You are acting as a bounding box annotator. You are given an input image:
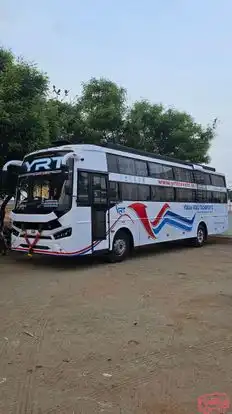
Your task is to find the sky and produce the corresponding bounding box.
[1,0,232,183]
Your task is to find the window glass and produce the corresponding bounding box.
[195,171,214,185]
[92,175,107,204]
[176,188,196,202]
[194,171,205,184]
[107,154,118,173]
[204,173,211,185]
[205,191,213,203]
[211,174,225,187]
[162,165,174,180]
[109,181,120,203]
[149,163,165,178]
[118,157,136,175]
[223,192,228,203]
[212,191,227,203]
[196,190,212,203]
[151,186,175,202]
[135,160,148,176]
[138,185,150,201]
[77,172,89,204]
[120,183,138,200]
[174,167,194,183]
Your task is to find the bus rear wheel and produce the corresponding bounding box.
[108,230,131,262]
[193,224,207,247]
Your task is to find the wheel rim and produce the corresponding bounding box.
[114,238,127,256]
[197,228,204,244]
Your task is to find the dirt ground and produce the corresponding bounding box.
[1,239,232,414]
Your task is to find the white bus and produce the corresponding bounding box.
[2,143,228,261]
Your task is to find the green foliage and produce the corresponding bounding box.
[0,48,50,167]
[80,77,127,144]
[123,101,216,163]
[0,47,216,170]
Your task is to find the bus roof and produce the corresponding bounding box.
[26,142,219,174]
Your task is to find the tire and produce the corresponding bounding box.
[193,224,207,247]
[108,230,131,263]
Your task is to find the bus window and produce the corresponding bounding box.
[92,175,107,204]
[118,157,136,175]
[120,183,138,200]
[162,165,174,180]
[137,185,150,201]
[196,190,212,203]
[173,167,194,183]
[149,163,174,180]
[135,160,148,177]
[107,154,118,173]
[176,188,196,202]
[149,163,165,179]
[77,171,89,204]
[151,186,175,202]
[211,174,226,187]
[109,182,120,203]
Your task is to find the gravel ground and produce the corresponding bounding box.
[0,238,232,413]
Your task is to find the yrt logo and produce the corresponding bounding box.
[24,156,63,173]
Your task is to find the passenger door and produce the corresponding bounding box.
[90,173,109,252]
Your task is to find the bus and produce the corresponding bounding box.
[1,142,228,261]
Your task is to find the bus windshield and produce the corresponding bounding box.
[14,170,73,214]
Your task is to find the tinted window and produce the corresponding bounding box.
[77,171,89,204]
[212,191,227,203]
[107,154,118,173]
[204,173,211,185]
[135,160,148,176]
[162,165,174,180]
[196,190,212,203]
[194,171,212,185]
[92,175,107,204]
[149,163,163,178]
[211,174,225,187]
[109,181,120,203]
[173,167,194,183]
[118,157,136,175]
[120,183,138,200]
[149,163,173,179]
[176,188,196,202]
[194,171,205,184]
[138,185,150,201]
[151,186,175,202]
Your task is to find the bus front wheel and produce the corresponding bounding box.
[193,224,207,247]
[108,230,131,262]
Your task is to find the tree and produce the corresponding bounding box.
[0,48,216,167]
[0,48,50,167]
[123,100,216,163]
[79,78,127,144]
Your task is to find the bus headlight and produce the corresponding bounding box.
[54,227,72,240]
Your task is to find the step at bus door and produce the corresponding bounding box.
[91,173,109,253]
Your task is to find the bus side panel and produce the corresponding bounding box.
[144,202,198,245]
[70,206,92,255]
[108,203,140,250]
[205,204,228,235]
[127,201,228,247]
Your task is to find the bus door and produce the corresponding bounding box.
[90,173,109,252]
